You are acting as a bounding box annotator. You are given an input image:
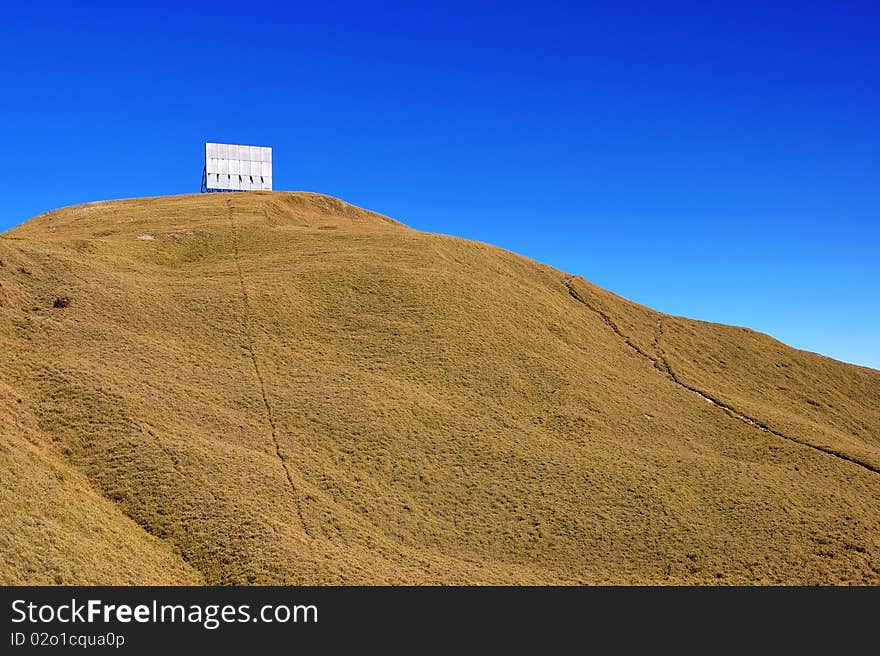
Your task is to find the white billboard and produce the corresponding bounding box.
[203,142,272,192]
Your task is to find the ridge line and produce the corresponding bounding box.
[562,276,879,476]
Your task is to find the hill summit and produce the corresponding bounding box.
[1,192,878,584]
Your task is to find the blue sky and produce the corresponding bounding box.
[1,1,878,369]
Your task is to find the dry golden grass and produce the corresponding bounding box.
[1,192,877,584]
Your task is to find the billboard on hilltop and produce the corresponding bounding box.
[202,142,272,192]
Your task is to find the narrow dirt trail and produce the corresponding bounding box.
[227,199,313,536]
[563,276,879,476]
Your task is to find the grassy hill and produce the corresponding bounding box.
[1,192,877,585]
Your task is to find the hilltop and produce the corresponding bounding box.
[1,192,878,584]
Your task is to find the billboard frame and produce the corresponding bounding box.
[200,142,272,193]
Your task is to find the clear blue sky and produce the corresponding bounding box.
[2,2,878,369]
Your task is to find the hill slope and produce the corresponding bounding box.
[1,192,878,584]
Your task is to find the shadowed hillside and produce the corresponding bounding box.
[1,192,878,584]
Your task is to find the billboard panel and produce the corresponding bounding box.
[204,142,272,192]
